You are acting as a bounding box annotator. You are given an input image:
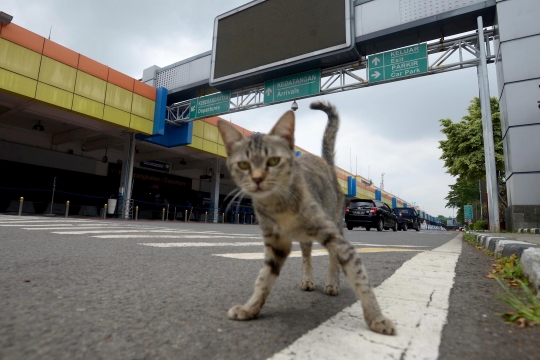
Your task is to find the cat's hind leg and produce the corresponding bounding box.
[300,241,314,291]
[324,252,340,296]
[313,220,396,335]
[228,236,291,320]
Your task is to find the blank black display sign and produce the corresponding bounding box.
[212,0,348,81]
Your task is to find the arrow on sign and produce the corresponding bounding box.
[191,106,196,112]
[372,57,381,66]
[371,71,381,79]
[265,88,272,96]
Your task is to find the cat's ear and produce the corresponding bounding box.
[217,120,245,155]
[270,110,295,149]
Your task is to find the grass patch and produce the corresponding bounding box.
[497,278,540,327]
[463,233,539,326]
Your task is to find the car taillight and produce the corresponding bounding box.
[345,207,349,214]
[370,207,377,214]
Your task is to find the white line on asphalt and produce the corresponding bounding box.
[349,242,428,248]
[93,234,263,239]
[214,247,425,260]
[53,230,263,235]
[139,242,264,247]
[0,220,93,224]
[267,235,462,360]
[23,227,155,230]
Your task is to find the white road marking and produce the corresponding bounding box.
[0,220,93,225]
[53,230,262,235]
[350,242,428,248]
[139,242,264,247]
[214,248,424,260]
[24,226,155,230]
[92,234,263,239]
[267,235,462,360]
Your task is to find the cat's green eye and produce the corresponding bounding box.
[237,161,251,170]
[267,157,280,167]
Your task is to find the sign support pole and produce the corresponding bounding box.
[477,16,499,232]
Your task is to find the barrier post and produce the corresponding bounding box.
[135,206,139,221]
[251,215,253,225]
[205,211,208,223]
[236,214,239,224]
[185,210,188,223]
[222,213,225,224]
[18,197,24,216]
[103,204,107,219]
[243,213,246,224]
[65,201,70,218]
[174,207,176,221]
[162,208,165,221]
[166,204,170,221]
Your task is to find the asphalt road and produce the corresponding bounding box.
[0,215,538,359]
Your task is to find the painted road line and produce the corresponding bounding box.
[349,243,428,248]
[0,219,92,222]
[93,234,263,239]
[24,226,156,230]
[140,242,264,247]
[214,248,424,260]
[267,235,462,360]
[53,230,262,235]
[12,224,141,227]
[0,220,93,225]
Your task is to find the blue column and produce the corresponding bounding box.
[375,189,381,201]
[347,176,357,197]
[392,198,397,208]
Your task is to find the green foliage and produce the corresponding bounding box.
[497,279,540,326]
[473,220,488,230]
[439,97,504,183]
[445,178,479,223]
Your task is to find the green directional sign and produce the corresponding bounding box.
[263,69,320,105]
[189,91,231,120]
[464,204,473,221]
[368,43,428,83]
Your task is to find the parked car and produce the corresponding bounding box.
[345,199,398,232]
[392,207,421,231]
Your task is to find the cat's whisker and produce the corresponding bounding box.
[225,189,245,215]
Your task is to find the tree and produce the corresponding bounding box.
[439,97,506,221]
[444,177,479,224]
[439,97,504,182]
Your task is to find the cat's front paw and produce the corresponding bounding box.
[300,281,315,291]
[323,285,339,296]
[228,305,258,321]
[368,315,396,335]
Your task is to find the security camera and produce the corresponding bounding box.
[81,144,86,151]
[291,100,298,111]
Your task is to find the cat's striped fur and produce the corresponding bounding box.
[217,101,395,335]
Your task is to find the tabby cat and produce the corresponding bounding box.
[217,101,395,335]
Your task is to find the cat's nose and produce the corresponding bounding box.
[252,176,264,184]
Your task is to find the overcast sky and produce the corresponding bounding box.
[3,0,499,218]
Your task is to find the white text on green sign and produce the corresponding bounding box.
[189,91,231,120]
[263,69,320,104]
[368,43,428,83]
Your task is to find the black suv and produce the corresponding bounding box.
[345,199,397,231]
[392,207,421,231]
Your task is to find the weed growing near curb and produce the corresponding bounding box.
[497,278,540,327]
[463,233,539,327]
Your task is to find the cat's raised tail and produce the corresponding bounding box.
[310,101,340,168]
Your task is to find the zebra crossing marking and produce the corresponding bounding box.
[140,242,264,247]
[92,234,263,239]
[213,247,424,260]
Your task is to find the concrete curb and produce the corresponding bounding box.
[467,232,540,299]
